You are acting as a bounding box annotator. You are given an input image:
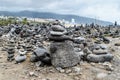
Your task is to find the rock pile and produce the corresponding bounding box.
[6,40,15,61]
[0,20,119,69]
[15,49,27,63]
[87,44,113,62]
[48,25,72,41]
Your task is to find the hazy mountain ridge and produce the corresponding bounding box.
[0,11,113,26]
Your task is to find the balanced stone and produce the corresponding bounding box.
[18,49,27,55]
[73,37,86,44]
[51,25,66,32]
[25,44,33,51]
[93,49,108,55]
[100,44,108,50]
[48,25,69,41]
[48,35,73,42]
[8,54,14,58]
[6,40,15,62]
[7,48,15,54]
[50,31,65,36]
[87,53,113,63]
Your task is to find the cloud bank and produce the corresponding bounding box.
[0,0,120,23]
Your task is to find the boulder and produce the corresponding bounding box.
[50,41,80,68]
[30,47,51,65]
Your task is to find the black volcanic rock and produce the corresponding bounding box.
[50,41,80,68]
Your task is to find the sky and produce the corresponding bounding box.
[0,0,120,23]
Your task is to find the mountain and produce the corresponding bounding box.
[0,11,113,26]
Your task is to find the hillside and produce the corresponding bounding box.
[0,11,113,26]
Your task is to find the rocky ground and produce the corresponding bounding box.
[0,37,120,80]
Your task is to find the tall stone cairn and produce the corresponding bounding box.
[49,25,80,68]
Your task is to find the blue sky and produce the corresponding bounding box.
[0,0,120,23]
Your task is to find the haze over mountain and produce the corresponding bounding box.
[0,11,113,26]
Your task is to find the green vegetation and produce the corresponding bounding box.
[0,17,17,26]
[0,17,29,26]
[22,18,28,24]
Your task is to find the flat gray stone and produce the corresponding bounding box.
[48,35,73,41]
[51,25,65,32]
[50,31,65,36]
[87,53,113,63]
[93,49,108,55]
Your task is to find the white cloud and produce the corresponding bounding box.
[0,0,120,23]
[80,1,120,23]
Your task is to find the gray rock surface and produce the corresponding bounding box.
[50,41,80,68]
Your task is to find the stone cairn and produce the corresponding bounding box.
[87,44,113,63]
[15,48,27,63]
[6,40,15,61]
[0,38,3,47]
[49,25,80,68]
